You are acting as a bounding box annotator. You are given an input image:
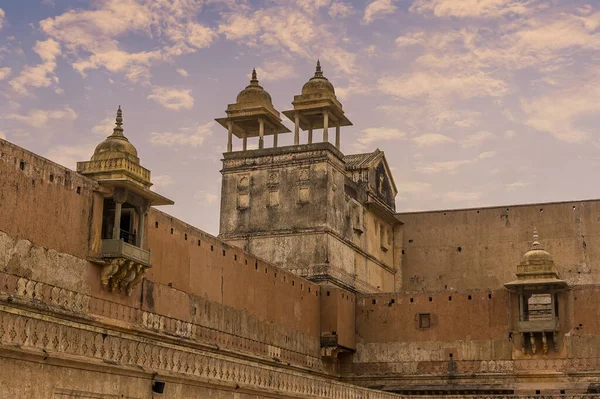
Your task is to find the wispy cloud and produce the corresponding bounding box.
[363,0,397,23]
[147,86,194,111]
[461,131,496,148]
[150,121,214,147]
[354,127,406,151]
[415,151,496,174]
[10,39,61,94]
[412,133,455,147]
[5,106,77,128]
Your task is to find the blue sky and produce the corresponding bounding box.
[1,0,600,234]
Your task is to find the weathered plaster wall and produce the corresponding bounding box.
[0,139,322,363]
[397,201,600,292]
[0,139,96,260]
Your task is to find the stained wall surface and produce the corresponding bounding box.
[397,201,600,292]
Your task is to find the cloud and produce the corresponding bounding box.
[218,5,357,75]
[91,115,116,136]
[0,8,4,30]
[329,1,355,18]
[147,86,194,110]
[506,181,529,191]
[10,39,61,94]
[444,190,483,202]
[397,181,432,194]
[39,0,215,83]
[521,80,600,143]
[410,0,533,18]
[412,133,455,147]
[44,142,96,169]
[461,131,496,148]
[194,190,218,204]
[363,0,397,23]
[354,127,406,151]
[5,106,77,128]
[378,70,508,100]
[415,151,495,174]
[0,67,10,80]
[176,68,189,77]
[150,121,214,147]
[256,60,297,82]
[152,175,174,188]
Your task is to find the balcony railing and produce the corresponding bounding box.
[518,318,560,332]
[101,239,151,267]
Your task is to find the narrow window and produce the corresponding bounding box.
[419,313,431,329]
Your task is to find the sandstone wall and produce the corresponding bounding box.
[396,201,600,292]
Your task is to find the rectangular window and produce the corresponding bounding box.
[419,313,431,329]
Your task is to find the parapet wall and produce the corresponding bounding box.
[0,138,321,364]
[397,201,600,292]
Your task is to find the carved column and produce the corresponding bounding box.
[112,189,127,240]
[258,118,265,149]
[335,124,340,149]
[243,133,247,151]
[294,112,300,145]
[542,332,548,354]
[227,121,233,152]
[273,131,278,148]
[137,203,149,248]
[520,333,526,354]
[323,110,329,142]
[530,332,536,354]
[308,127,313,144]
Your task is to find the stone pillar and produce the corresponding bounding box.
[243,133,247,151]
[323,110,329,142]
[137,207,147,248]
[530,333,536,354]
[294,112,300,145]
[227,121,233,152]
[335,124,340,149]
[274,132,278,148]
[112,189,127,240]
[112,202,122,240]
[308,127,313,144]
[519,292,524,321]
[551,292,556,319]
[258,118,265,149]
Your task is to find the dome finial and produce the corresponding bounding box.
[532,227,542,249]
[250,68,259,85]
[112,105,124,137]
[314,59,323,78]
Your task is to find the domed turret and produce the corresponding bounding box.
[236,69,273,106]
[283,60,352,147]
[216,69,290,152]
[505,229,567,288]
[91,106,139,163]
[301,60,336,99]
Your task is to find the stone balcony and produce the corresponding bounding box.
[518,318,560,333]
[101,239,151,267]
[94,239,151,295]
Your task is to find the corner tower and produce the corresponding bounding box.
[217,64,400,294]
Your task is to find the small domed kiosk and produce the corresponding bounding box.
[77,107,173,295]
[283,60,352,148]
[215,69,290,151]
[505,229,568,355]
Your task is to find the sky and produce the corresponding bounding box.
[1,0,600,235]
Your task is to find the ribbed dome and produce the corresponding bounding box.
[91,106,139,163]
[236,69,273,106]
[302,60,335,97]
[521,248,554,265]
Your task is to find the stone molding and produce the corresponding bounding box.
[0,307,398,398]
[0,272,321,370]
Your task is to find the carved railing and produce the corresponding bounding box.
[76,157,151,184]
[518,319,560,332]
[101,239,150,266]
[389,396,598,399]
[0,272,321,370]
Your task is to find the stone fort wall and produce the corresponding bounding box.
[396,201,600,292]
[0,138,322,367]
